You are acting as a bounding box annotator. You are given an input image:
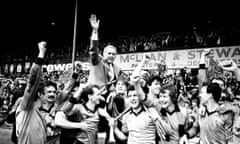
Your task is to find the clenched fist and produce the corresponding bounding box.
[38,41,47,58]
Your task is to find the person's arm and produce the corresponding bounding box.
[54,111,89,130]
[113,117,128,141]
[185,117,200,139]
[8,97,23,114]
[20,41,47,110]
[106,91,116,115]
[98,107,112,122]
[198,49,210,89]
[62,84,86,114]
[130,54,150,79]
[149,107,170,141]
[114,127,128,141]
[89,14,100,65]
[56,72,78,105]
[130,54,150,101]
[134,80,147,102]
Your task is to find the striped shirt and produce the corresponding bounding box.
[158,106,189,144]
[122,106,157,144]
[198,105,235,144]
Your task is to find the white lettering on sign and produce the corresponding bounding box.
[42,61,90,72]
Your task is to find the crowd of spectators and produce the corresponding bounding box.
[1,24,240,64]
[1,14,240,143]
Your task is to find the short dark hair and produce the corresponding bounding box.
[127,84,136,94]
[147,75,162,86]
[206,82,222,102]
[46,81,57,90]
[80,85,100,103]
[37,80,57,94]
[115,78,129,88]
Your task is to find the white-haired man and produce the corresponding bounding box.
[88,14,121,88]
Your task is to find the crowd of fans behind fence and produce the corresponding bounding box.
[1,24,240,63]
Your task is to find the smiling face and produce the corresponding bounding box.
[148,79,161,95]
[159,89,174,109]
[103,45,117,64]
[127,90,141,109]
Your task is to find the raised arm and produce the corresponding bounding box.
[56,73,78,105]
[130,54,150,80]
[130,54,150,101]
[60,83,85,114]
[54,111,90,130]
[198,49,210,89]
[20,41,47,110]
[89,14,100,65]
[110,117,128,141]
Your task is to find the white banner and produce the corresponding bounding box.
[115,46,240,71]
[16,45,240,72]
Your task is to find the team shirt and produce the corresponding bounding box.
[157,106,190,144]
[122,106,158,144]
[197,103,236,144]
[16,101,47,144]
[64,103,99,144]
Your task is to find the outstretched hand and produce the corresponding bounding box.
[89,14,100,30]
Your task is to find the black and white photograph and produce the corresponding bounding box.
[0,0,240,144]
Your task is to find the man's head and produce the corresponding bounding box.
[103,45,117,64]
[127,85,141,109]
[147,75,162,96]
[80,84,104,105]
[139,70,150,87]
[115,79,128,95]
[199,82,222,104]
[159,84,178,109]
[38,81,57,103]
